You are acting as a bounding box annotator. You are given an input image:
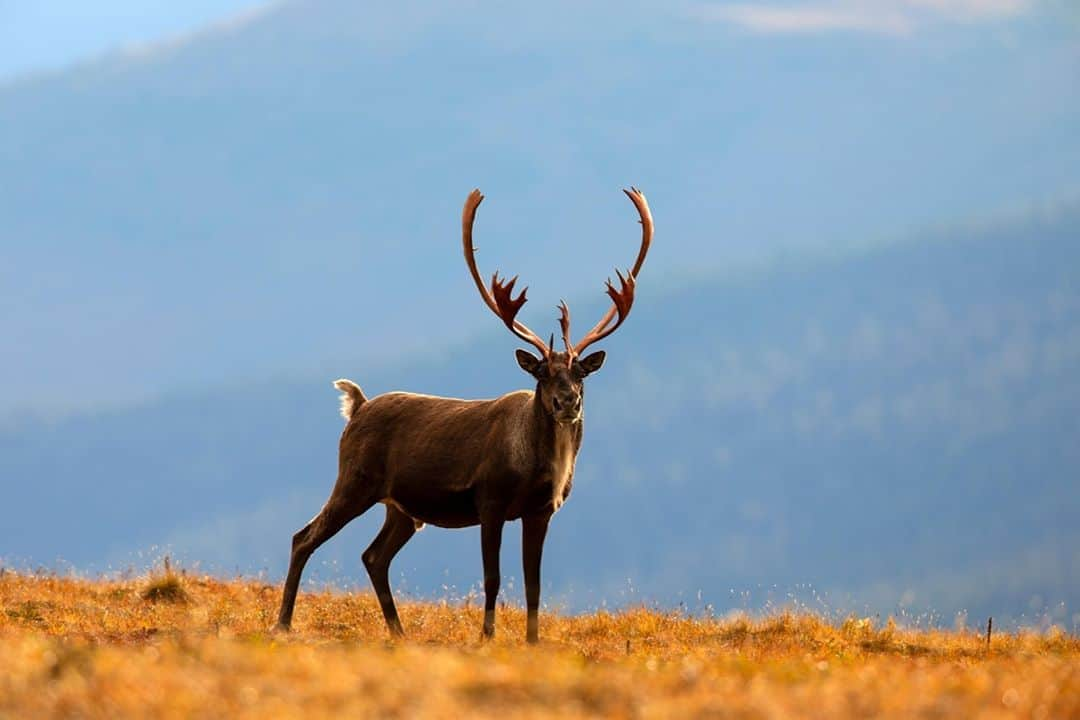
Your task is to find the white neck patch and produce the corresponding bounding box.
[550,423,577,512]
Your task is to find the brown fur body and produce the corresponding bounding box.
[341,388,581,528]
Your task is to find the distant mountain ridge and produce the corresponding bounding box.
[3,209,1077,626]
[3,0,1077,414]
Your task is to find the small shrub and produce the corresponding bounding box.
[143,574,189,604]
[142,559,189,604]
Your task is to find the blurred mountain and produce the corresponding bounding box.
[3,208,1077,626]
[2,0,1077,415]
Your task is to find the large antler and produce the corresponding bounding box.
[462,189,553,359]
[570,187,653,356]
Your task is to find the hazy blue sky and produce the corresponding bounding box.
[0,1,269,81]
[3,0,1076,83]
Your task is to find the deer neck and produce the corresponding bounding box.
[529,392,581,512]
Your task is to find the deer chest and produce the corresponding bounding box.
[546,429,577,512]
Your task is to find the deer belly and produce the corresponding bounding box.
[385,487,480,529]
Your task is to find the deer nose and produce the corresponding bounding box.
[553,394,580,415]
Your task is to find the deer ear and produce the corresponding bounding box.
[578,350,606,376]
[515,349,543,378]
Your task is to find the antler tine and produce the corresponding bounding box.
[558,301,573,357]
[462,189,552,358]
[572,188,652,355]
[623,187,653,278]
[462,189,497,315]
[572,268,636,354]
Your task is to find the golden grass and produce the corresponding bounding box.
[1,571,1077,718]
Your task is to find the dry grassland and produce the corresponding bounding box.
[1,571,1077,718]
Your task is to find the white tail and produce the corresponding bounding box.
[332,379,366,421]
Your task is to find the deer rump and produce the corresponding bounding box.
[337,389,579,529]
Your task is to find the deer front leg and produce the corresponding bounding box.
[480,516,505,639]
[521,512,551,644]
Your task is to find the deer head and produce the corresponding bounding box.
[462,188,653,424]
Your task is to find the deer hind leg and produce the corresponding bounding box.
[362,504,417,637]
[274,492,374,631]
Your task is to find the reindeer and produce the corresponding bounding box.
[273,188,652,643]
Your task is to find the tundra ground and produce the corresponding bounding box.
[0,571,1076,718]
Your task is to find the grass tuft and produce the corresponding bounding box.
[141,574,188,604]
[141,558,189,604]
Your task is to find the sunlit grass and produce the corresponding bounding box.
[1,572,1077,718]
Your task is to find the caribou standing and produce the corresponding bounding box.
[273,188,652,643]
